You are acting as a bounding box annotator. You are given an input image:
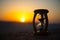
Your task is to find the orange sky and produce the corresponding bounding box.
[1,10,34,22]
[0,0,60,23]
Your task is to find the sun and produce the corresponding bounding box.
[21,17,25,22]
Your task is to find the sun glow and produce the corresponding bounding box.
[21,17,25,22]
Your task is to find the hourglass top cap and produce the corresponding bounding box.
[34,9,49,14]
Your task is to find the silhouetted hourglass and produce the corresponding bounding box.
[33,9,49,33]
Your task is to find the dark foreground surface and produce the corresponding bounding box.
[0,22,60,40]
[0,29,60,40]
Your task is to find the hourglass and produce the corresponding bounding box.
[33,9,49,33]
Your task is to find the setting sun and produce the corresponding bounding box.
[21,17,25,22]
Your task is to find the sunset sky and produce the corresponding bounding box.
[0,0,60,23]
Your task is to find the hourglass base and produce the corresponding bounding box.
[33,30,48,36]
